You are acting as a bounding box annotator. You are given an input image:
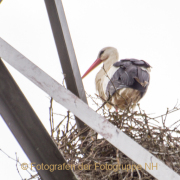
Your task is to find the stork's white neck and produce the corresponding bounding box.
[103,53,119,72]
[95,48,119,100]
[95,65,118,100]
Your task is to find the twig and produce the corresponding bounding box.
[15,152,23,180]
[49,97,54,137]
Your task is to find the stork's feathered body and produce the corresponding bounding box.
[82,47,151,110]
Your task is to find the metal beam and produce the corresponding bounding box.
[0,59,77,180]
[44,0,88,130]
[0,38,179,180]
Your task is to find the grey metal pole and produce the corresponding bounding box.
[0,59,78,180]
[44,0,88,131]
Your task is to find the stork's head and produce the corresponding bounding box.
[82,47,119,79]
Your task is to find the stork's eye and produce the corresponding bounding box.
[99,50,105,57]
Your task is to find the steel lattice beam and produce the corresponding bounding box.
[0,58,77,180]
[44,0,88,131]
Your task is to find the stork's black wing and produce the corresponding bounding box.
[106,59,150,97]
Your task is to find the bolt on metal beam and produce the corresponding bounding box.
[0,58,78,180]
[44,0,88,131]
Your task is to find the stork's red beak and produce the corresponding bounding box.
[82,58,102,79]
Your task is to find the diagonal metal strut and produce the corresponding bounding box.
[44,0,88,131]
[0,58,78,180]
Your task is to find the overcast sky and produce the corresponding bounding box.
[1,0,180,179]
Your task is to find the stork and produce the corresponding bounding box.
[82,47,151,110]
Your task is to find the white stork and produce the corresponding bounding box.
[82,47,151,110]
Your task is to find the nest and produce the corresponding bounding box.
[51,97,180,180]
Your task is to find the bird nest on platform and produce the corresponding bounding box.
[50,96,180,180]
